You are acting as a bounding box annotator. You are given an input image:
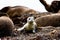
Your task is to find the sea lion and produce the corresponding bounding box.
[16,16,37,33]
[0,16,14,37]
[35,13,60,27]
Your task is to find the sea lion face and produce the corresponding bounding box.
[27,16,34,23]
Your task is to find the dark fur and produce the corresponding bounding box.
[0,12,8,17]
[0,6,11,13]
[39,0,60,13]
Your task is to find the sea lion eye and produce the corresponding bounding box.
[29,18,30,20]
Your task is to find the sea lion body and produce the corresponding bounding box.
[35,13,60,27]
[0,16,14,37]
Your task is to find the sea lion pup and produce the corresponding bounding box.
[16,16,37,33]
[35,13,60,27]
[0,16,14,37]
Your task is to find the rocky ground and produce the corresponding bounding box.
[0,12,60,40]
[15,26,60,40]
[1,26,60,40]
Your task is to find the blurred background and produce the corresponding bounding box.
[0,0,53,12]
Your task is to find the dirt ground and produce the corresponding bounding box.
[0,12,60,40]
[0,26,60,40]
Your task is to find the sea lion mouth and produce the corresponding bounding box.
[29,21,33,23]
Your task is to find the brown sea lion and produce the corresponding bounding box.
[35,13,60,27]
[0,16,14,37]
